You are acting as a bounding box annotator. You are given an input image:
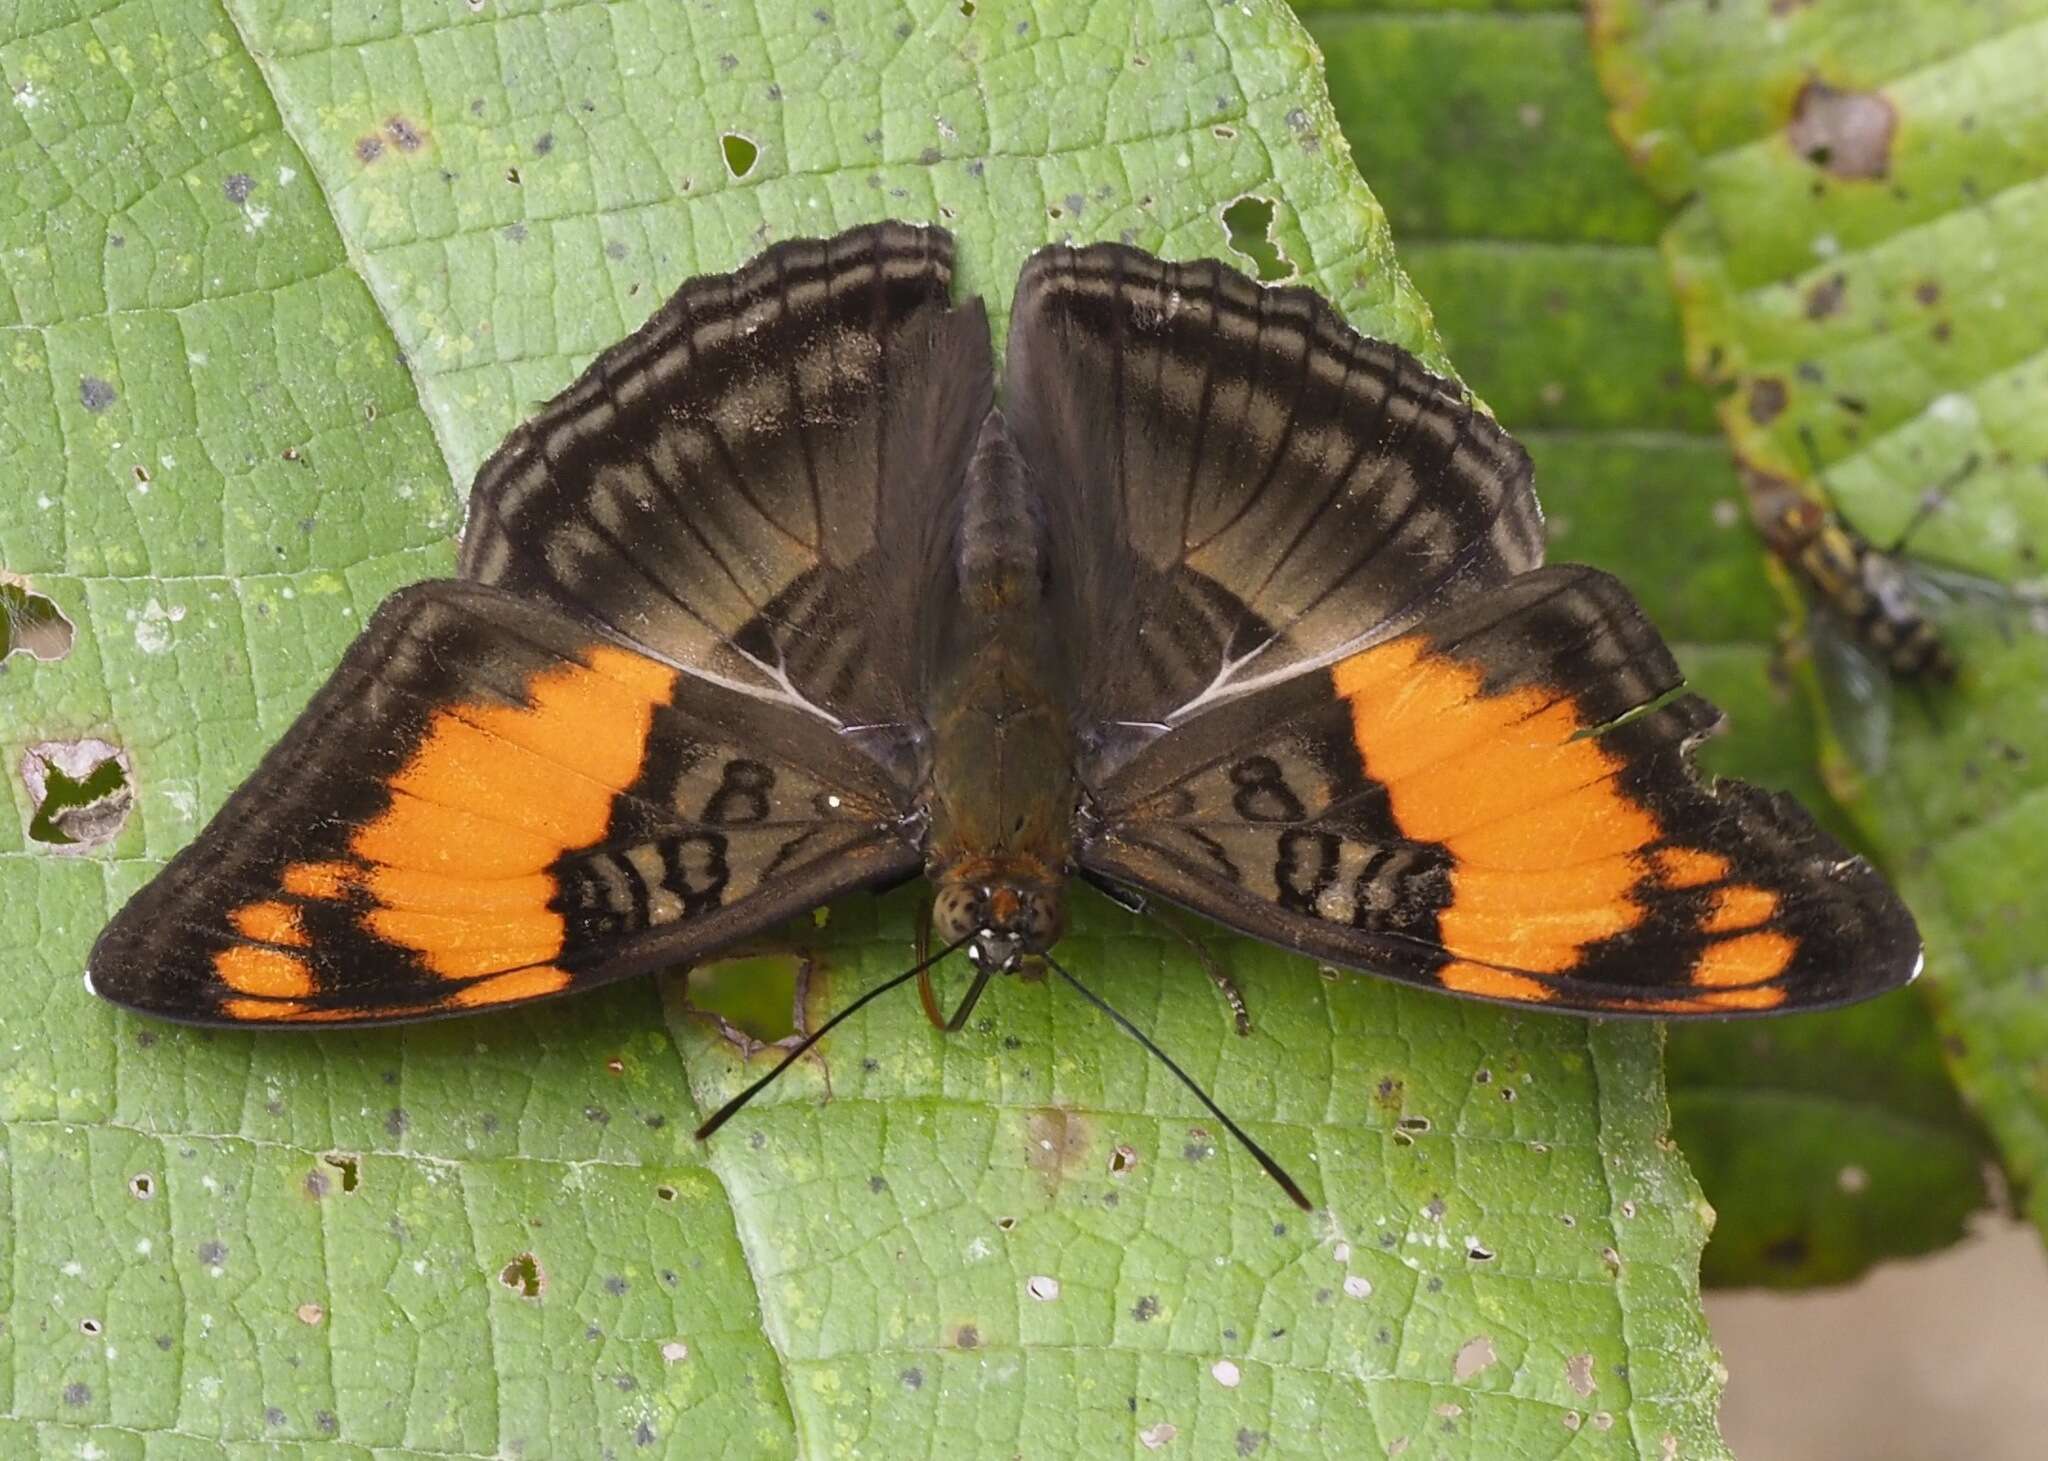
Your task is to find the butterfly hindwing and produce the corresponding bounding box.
[1005,241,1545,739]
[459,222,993,730]
[87,582,922,1025]
[1080,565,1919,1016]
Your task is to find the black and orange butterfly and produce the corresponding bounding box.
[90,224,1919,1201]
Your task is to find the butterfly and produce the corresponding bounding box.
[89,223,1920,1154]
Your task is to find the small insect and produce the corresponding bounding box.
[1750,443,2038,771]
[1748,453,1977,684]
[88,224,1920,1208]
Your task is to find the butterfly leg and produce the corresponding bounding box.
[1082,872,1253,1036]
[913,897,951,1031]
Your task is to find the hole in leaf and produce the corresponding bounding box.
[499,1252,544,1298]
[1109,1144,1139,1177]
[721,133,759,179]
[21,740,132,852]
[322,1153,360,1193]
[1221,196,1292,282]
[129,1173,154,1200]
[79,1318,101,1336]
[960,0,974,13]
[1,580,75,664]
[655,1184,677,1202]
[684,951,805,1050]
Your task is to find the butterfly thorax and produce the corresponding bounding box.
[921,414,1077,970]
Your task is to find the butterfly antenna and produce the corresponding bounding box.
[694,934,971,1141]
[1041,952,1312,1211]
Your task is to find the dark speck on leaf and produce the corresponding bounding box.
[1237,1429,1267,1456]
[1183,1137,1214,1162]
[198,1240,227,1266]
[265,1407,288,1427]
[224,172,255,203]
[1001,1036,1022,1051]
[919,146,942,165]
[385,116,424,152]
[504,223,528,243]
[604,1275,629,1296]
[1132,1295,1160,1322]
[1804,273,1849,320]
[615,1373,638,1392]
[155,1335,174,1351]
[861,1057,879,1072]
[1747,378,1789,425]
[766,83,782,102]
[585,1105,611,1125]
[63,1382,90,1407]
[718,53,738,71]
[901,1367,924,1389]
[1424,1195,1447,1222]
[814,7,832,22]
[355,136,385,164]
[534,132,554,155]
[79,376,116,412]
[635,1420,656,1446]
[606,240,629,260]
[1915,280,1942,306]
[1426,1276,1444,1294]
[1315,1287,1333,1304]
[304,1170,331,1199]
[385,1108,409,1137]
[868,1175,888,1194]
[109,233,125,248]
[644,1113,665,1129]
[749,1130,766,1149]
[317,1412,339,1435]
[955,1324,980,1349]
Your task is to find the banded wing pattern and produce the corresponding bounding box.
[88,584,921,1025]
[460,222,992,731]
[88,225,977,1025]
[1081,566,1920,1015]
[1006,242,1544,747]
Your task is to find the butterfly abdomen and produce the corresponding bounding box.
[922,414,1077,961]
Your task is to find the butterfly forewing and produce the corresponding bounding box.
[1081,565,1920,1015]
[1006,242,1544,741]
[459,222,992,729]
[88,582,921,1025]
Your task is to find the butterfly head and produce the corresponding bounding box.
[931,868,1065,972]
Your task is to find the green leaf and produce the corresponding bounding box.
[1590,0,2048,1234]
[1,1,1723,1454]
[1312,0,1995,1291]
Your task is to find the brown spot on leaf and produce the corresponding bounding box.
[1787,79,1896,181]
[1026,1107,1089,1190]
[1914,280,1942,307]
[500,1252,544,1298]
[1747,377,1790,425]
[384,116,426,152]
[355,136,385,164]
[1566,1352,1596,1397]
[1453,1335,1497,1381]
[1804,273,1848,319]
[953,1324,980,1349]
